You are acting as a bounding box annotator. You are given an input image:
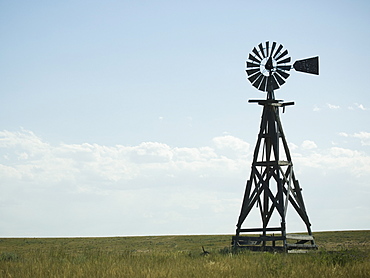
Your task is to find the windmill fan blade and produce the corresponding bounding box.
[277,65,292,71]
[247,62,260,68]
[266,41,269,57]
[273,72,286,85]
[258,43,265,58]
[248,53,261,63]
[258,76,268,91]
[276,69,290,79]
[273,44,283,58]
[246,68,260,77]
[275,49,288,61]
[248,72,261,83]
[277,57,291,64]
[252,47,262,60]
[270,42,276,57]
[252,74,264,89]
[293,56,319,75]
[246,68,260,76]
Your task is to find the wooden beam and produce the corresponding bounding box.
[286,234,314,241]
[239,227,282,233]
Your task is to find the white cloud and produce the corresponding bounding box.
[348,103,367,110]
[330,146,358,157]
[339,131,370,146]
[327,103,340,109]
[288,142,298,150]
[301,140,317,150]
[0,131,250,190]
[352,132,370,145]
[294,146,370,178]
[1,129,370,236]
[0,130,254,236]
[354,103,367,110]
[212,135,250,153]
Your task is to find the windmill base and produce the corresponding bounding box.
[232,234,317,252]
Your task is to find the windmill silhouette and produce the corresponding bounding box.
[232,41,318,252]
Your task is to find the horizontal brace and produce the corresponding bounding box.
[282,101,295,107]
[233,236,285,242]
[248,99,294,107]
[248,99,283,103]
[239,227,282,233]
[254,161,292,166]
[270,102,295,107]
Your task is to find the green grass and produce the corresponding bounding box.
[0,231,369,277]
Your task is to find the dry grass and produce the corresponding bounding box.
[0,231,369,277]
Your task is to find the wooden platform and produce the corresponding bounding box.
[232,233,317,252]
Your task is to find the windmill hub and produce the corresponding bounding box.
[232,41,319,252]
[261,56,276,76]
[264,56,274,71]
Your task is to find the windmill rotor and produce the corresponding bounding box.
[245,41,319,93]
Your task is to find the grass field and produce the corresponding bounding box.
[0,230,369,277]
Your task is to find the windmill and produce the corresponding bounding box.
[232,41,318,252]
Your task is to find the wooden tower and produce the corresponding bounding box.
[232,41,318,252]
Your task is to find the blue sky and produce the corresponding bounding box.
[0,0,369,237]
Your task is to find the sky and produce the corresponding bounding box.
[0,0,369,237]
